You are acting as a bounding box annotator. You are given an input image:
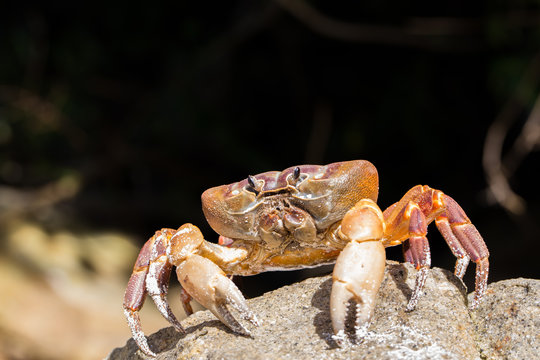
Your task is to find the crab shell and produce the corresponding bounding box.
[201,160,379,242]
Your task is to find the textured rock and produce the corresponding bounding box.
[107,262,539,360]
[471,278,540,360]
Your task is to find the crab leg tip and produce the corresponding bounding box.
[252,315,261,326]
[150,294,185,333]
[469,288,486,310]
[123,307,157,357]
[405,266,429,312]
[454,256,470,280]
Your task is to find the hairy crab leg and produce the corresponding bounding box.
[123,234,159,357]
[124,223,254,357]
[435,194,489,309]
[123,229,187,357]
[145,230,185,333]
[331,199,386,344]
[383,185,490,310]
[401,203,431,311]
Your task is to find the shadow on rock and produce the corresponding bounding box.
[310,277,337,348]
[387,263,413,301]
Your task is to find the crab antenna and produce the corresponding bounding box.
[247,175,257,189]
[293,166,301,179]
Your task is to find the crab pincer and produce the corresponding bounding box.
[176,254,260,335]
[166,224,259,335]
[330,199,386,344]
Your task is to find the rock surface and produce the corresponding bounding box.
[107,262,539,360]
[471,278,540,360]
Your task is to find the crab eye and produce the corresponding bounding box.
[247,175,256,188]
[287,166,303,186]
[246,175,259,195]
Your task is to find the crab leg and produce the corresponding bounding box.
[401,203,431,311]
[145,231,185,332]
[382,185,490,311]
[123,239,154,356]
[331,199,386,343]
[124,224,254,357]
[435,194,489,309]
[123,230,184,357]
[180,288,194,316]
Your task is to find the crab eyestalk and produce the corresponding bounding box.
[330,199,386,344]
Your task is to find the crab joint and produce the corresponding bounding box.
[167,224,205,265]
[338,199,385,243]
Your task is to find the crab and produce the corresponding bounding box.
[123,160,489,356]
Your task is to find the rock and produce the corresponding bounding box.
[471,278,540,360]
[107,262,539,360]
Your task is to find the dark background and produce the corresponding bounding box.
[1,1,539,300]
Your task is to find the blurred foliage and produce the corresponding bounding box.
[1,0,539,293]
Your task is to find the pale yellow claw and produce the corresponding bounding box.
[331,240,386,343]
[176,254,258,335]
[331,198,386,343]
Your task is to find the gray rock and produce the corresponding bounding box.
[107,262,539,360]
[470,278,540,360]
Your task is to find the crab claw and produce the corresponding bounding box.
[331,240,385,343]
[176,254,259,335]
[330,199,386,344]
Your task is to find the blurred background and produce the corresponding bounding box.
[1,1,539,359]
